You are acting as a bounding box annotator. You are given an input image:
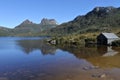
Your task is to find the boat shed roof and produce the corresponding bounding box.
[101,33,119,39]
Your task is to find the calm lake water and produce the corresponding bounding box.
[0,37,120,80]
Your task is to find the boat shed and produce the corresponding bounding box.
[97,33,119,45]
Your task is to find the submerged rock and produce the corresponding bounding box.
[99,74,106,78]
[92,73,106,78]
[83,66,99,70]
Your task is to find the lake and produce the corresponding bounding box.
[0,37,120,80]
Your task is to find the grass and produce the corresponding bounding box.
[48,28,120,46]
[49,32,99,46]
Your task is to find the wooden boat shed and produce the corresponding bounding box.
[97,33,119,45]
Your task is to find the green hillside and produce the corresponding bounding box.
[0,26,13,36]
[48,6,120,35]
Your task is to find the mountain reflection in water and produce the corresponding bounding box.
[17,39,120,68]
[17,40,57,55]
[0,37,120,80]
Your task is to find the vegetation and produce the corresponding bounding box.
[47,33,98,46]
[0,26,13,36]
[45,6,120,46]
[48,6,120,35]
[1,6,120,45]
[112,40,120,47]
[0,18,58,36]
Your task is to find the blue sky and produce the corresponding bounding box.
[0,0,120,28]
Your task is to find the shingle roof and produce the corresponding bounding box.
[102,33,119,39]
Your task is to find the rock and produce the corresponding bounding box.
[99,74,106,78]
[83,67,89,70]
[93,6,115,13]
[92,73,106,78]
[91,66,99,69]
[92,74,98,78]
[21,19,33,25]
[47,39,57,45]
[83,66,99,70]
[51,40,57,45]
[40,18,58,25]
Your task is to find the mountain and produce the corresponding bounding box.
[13,18,58,36]
[49,6,120,35]
[1,6,120,36]
[40,18,58,31]
[0,18,58,36]
[19,19,33,25]
[14,19,41,34]
[0,26,13,36]
[40,18,58,25]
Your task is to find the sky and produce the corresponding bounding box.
[0,0,120,28]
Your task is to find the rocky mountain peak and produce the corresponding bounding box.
[21,19,33,25]
[40,18,58,25]
[93,6,116,13]
[85,6,117,17]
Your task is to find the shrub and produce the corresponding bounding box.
[112,40,120,47]
[84,38,96,43]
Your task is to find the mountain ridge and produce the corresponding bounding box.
[48,6,120,35]
[0,18,58,36]
[0,6,120,36]
[13,18,58,36]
